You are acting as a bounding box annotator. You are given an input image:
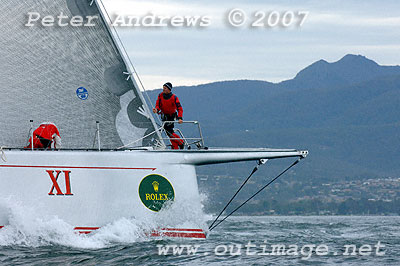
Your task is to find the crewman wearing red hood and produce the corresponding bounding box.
[25,122,62,149]
[153,82,185,149]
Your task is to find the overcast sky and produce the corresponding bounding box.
[101,0,400,90]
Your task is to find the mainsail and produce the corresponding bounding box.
[0,0,162,149]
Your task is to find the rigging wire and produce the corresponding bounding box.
[209,157,303,231]
[208,160,266,230]
[96,0,162,125]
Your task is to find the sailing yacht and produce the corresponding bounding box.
[0,0,307,238]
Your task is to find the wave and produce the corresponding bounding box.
[0,194,209,248]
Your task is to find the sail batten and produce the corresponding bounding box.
[0,0,161,149]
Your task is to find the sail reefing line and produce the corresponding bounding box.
[0,147,6,162]
[95,0,163,127]
[94,0,165,147]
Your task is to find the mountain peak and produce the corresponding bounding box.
[315,59,329,64]
[336,54,378,67]
[283,54,399,89]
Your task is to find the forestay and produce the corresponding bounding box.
[0,0,161,149]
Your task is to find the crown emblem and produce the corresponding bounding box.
[152,181,159,192]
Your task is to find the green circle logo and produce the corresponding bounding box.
[138,174,175,212]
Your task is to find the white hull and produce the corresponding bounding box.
[0,150,205,237]
[0,148,306,238]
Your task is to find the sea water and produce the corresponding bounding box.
[0,202,399,265]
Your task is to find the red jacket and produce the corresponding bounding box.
[25,123,61,149]
[34,123,60,140]
[156,93,183,119]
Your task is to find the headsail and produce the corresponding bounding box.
[0,0,162,149]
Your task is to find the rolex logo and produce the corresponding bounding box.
[152,181,159,192]
[139,174,175,212]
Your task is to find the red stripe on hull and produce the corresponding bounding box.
[74,226,100,235]
[151,231,206,239]
[0,165,156,171]
[160,228,204,232]
[74,227,100,230]
[0,226,3,229]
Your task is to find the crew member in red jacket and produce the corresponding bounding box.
[25,122,62,149]
[153,82,184,149]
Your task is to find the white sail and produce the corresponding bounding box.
[0,0,161,149]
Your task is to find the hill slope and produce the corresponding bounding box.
[147,54,400,181]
